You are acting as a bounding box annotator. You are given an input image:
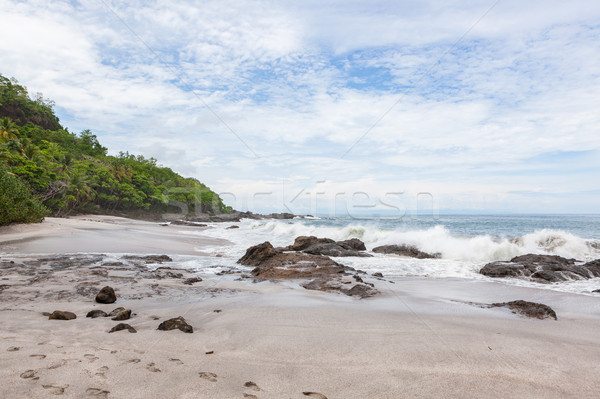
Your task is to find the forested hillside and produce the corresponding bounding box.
[0,74,231,225]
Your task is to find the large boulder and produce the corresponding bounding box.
[480,254,599,283]
[95,286,116,304]
[111,309,131,321]
[237,242,279,266]
[372,244,439,259]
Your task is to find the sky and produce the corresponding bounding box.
[1,0,600,215]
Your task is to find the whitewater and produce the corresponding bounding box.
[167,214,600,295]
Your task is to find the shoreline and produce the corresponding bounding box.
[1,216,600,398]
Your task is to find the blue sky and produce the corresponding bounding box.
[1,0,600,214]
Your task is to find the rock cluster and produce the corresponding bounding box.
[480,254,600,282]
[238,238,378,298]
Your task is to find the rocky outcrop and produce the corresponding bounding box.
[491,300,557,320]
[48,311,76,320]
[123,255,172,264]
[372,245,439,259]
[287,236,371,257]
[238,240,379,298]
[480,254,600,283]
[109,323,137,333]
[157,316,193,333]
[95,286,116,304]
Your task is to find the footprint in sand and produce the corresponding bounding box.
[7,346,20,352]
[42,384,68,395]
[126,358,141,364]
[244,381,261,391]
[95,366,109,378]
[243,394,258,399]
[20,370,36,379]
[168,358,184,365]
[30,354,47,359]
[146,362,161,372]
[86,388,110,398]
[47,360,67,370]
[198,372,217,382]
[84,354,99,363]
[303,392,328,399]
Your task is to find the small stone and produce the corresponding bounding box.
[157,316,193,333]
[95,286,116,304]
[48,311,77,320]
[109,323,137,333]
[372,272,384,278]
[111,309,131,321]
[108,307,125,317]
[86,310,108,318]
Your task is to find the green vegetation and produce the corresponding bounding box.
[0,74,232,226]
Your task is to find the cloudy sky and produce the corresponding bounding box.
[2,0,599,215]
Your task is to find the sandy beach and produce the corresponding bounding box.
[1,216,600,398]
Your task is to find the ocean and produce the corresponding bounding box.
[169,214,600,295]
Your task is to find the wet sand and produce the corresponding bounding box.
[1,216,600,398]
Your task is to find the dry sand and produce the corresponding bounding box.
[1,216,600,398]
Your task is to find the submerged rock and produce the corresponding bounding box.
[109,323,137,333]
[157,316,193,333]
[480,254,599,283]
[183,277,203,285]
[48,311,76,320]
[372,244,439,259]
[491,300,557,320]
[95,286,116,304]
[86,310,108,318]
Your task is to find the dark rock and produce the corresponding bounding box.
[48,311,76,320]
[183,277,203,285]
[592,289,600,293]
[372,245,439,259]
[288,236,371,257]
[123,255,172,264]
[108,307,125,317]
[480,262,527,278]
[86,310,108,318]
[170,220,208,227]
[375,244,440,259]
[226,225,240,229]
[491,300,557,320]
[111,309,131,321]
[480,253,600,283]
[289,236,336,251]
[353,274,364,283]
[238,242,279,266]
[109,323,137,333]
[338,238,367,251]
[372,272,384,278]
[510,254,575,267]
[157,316,193,333]
[344,284,378,298]
[95,286,116,304]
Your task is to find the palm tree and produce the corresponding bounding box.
[0,117,18,141]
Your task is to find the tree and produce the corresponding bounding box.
[0,164,47,225]
[0,117,18,141]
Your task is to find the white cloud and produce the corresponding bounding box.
[1,0,599,212]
